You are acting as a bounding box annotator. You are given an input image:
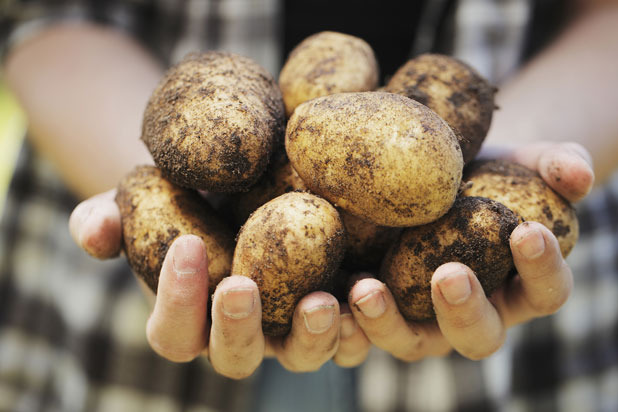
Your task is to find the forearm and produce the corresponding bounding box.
[485,4,618,183]
[3,22,163,199]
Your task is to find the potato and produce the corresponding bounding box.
[116,165,235,296]
[462,159,579,257]
[279,31,379,117]
[385,54,495,164]
[381,196,520,322]
[340,211,401,271]
[231,149,308,225]
[141,51,285,193]
[232,152,397,271]
[232,192,346,336]
[286,91,463,227]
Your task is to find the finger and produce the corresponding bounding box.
[69,189,122,259]
[349,278,450,362]
[431,263,506,360]
[209,275,264,379]
[507,142,594,202]
[492,221,573,327]
[537,142,594,202]
[272,292,340,372]
[146,235,209,362]
[333,303,371,368]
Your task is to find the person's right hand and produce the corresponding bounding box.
[69,193,366,378]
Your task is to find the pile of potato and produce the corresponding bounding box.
[117,31,578,335]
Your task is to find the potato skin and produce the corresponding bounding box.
[142,51,285,193]
[286,91,463,227]
[462,159,579,257]
[340,211,401,271]
[116,165,235,295]
[232,152,397,271]
[385,54,495,164]
[231,149,308,225]
[381,196,519,322]
[279,31,379,117]
[232,192,346,336]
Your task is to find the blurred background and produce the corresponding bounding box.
[0,79,25,214]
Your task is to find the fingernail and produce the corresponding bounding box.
[172,237,205,276]
[514,227,546,259]
[354,290,386,319]
[340,313,357,339]
[222,288,256,319]
[437,270,472,305]
[303,305,335,334]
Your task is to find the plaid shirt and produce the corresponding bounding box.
[2,1,618,411]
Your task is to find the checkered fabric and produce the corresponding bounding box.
[2,1,617,411]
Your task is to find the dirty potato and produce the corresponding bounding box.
[286,91,463,227]
[385,54,495,164]
[116,165,235,295]
[381,196,520,322]
[279,31,379,117]
[142,51,285,193]
[232,192,346,336]
[232,152,397,271]
[231,149,308,225]
[340,211,401,271]
[462,159,579,257]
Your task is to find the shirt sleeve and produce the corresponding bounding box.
[0,0,149,63]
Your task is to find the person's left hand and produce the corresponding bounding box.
[333,141,594,365]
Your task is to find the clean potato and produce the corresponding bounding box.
[286,91,463,227]
[385,54,495,164]
[279,31,379,117]
[142,51,285,193]
[116,165,235,295]
[232,192,346,336]
[381,196,520,322]
[462,159,579,257]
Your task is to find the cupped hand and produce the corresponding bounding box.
[69,196,354,378]
[68,141,594,368]
[341,141,594,364]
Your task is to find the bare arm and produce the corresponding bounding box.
[3,22,162,199]
[486,1,618,184]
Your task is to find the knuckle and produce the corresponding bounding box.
[278,344,336,372]
[445,308,485,330]
[164,288,202,309]
[300,335,340,358]
[528,291,569,316]
[525,274,572,316]
[392,340,425,363]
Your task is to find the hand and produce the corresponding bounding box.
[337,141,594,365]
[69,193,354,378]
